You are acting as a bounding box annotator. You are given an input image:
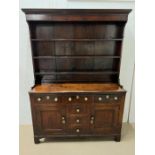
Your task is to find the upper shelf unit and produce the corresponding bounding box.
[23,9,131,84]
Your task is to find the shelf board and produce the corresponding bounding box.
[35,71,119,75]
[31,38,123,42]
[33,56,121,59]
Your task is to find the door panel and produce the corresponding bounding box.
[92,105,119,134]
[36,106,65,134]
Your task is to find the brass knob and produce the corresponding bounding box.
[76,95,79,99]
[106,95,110,99]
[90,116,94,124]
[90,120,94,124]
[68,97,72,102]
[46,96,50,100]
[61,117,65,124]
[54,97,58,102]
[84,97,88,101]
[37,98,41,102]
[76,119,80,123]
[76,129,80,133]
[98,97,102,101]
[76,108,80,113]
[114,96,118,100]
[62,120,66,124]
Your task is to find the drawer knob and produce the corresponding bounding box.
[98,97,102,101]
[84,97,88,101]
[76,129,80,133]
[46,96,50,100]
[76,108,80,113]
[76,95,80,99]
[37,98,41,102]
[54,97,58,102]
[106,95,110,99]
[114,96,118,100]
[68,97,72,102]
[62,120,66,124]
[76,119,80,123]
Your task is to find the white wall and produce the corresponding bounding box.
[19,0,135,124]
[129,68,135,123]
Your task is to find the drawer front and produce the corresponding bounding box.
[94,94,122,104]
[67,125,90,134]
[67,115,90,126]
[66,103,90,115]
[31,93,62,104]
[62,94,92,104]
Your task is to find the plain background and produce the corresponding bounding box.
[19,0,135,125]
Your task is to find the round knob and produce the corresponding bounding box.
[68,97,72,102]
[76,95,79,99]
[106,95,110,99]
[76,119,80,123]
[90,120,94,124]
[54,97,58,102]
[62,116,65,120]
[62,120,66,124]
[84,97,88,101]
[76,108,80,113]
[46,96,50,100]
[76,129,80,133]
[37,98,41,102]
[114,96,118,100]
[98,97,102,101]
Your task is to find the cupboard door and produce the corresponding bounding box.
[35,106,65,134]
[92,105,119,134]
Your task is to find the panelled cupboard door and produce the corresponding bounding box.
[92,105,119,134]
[35,106,65,134]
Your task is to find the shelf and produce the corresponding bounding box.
[31,38,123,42]
[35,71,119,75]
[33,56,121,59]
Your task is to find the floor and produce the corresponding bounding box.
[19,123,135,155]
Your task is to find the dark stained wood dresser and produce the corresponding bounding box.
[22,9,131,143]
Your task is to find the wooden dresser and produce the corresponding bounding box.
[23,9,131,143]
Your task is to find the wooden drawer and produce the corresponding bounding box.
[62,94,92,103]
[68,125,90,134]
[31,94,62,104]
[94,94,122,104]
[67,115,90,126]
[66,103,90,115]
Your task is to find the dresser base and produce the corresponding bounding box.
[34,134,121,144]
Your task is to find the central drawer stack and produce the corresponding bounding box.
[65,95,91,135]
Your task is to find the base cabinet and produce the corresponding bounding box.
[30,92,125,143]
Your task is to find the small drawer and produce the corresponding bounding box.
[68,125,89,134]
[67,115,89,125]
[63,95,92,103]
[94,94,121,103]
[32,94,62,104]
[67,103,89,114]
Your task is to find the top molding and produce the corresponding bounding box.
[22,9,132,22]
